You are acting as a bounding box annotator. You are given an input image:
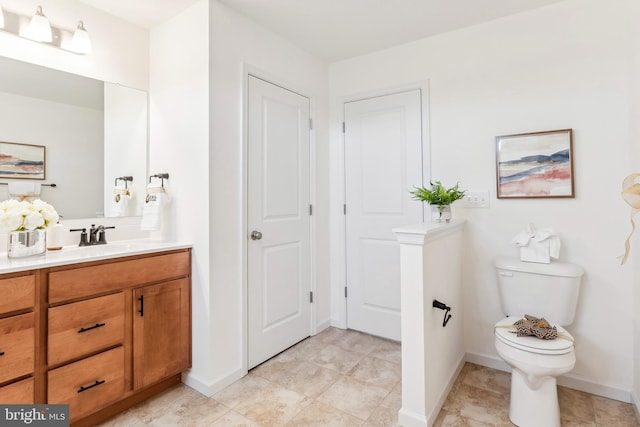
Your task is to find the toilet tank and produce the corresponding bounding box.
[495,257,584,326]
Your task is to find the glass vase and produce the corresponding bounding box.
[430,204,452,223]
[7,229,46,258]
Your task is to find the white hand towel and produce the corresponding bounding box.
[111,185,131,217]
[140,184,168,231]
[8,182,41,200]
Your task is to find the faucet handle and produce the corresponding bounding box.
[70,228,88,246]
[97,225,116,244]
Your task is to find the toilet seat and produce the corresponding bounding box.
[494,316,574,355]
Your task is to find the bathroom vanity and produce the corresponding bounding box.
[0,242,192,426]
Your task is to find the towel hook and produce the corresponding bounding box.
[149,173,169,188]
[114,176,133,189]
[432,299,452,327]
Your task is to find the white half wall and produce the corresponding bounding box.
[329,0,636,399]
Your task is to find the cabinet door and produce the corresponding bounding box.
[133,278,190,389]
[0,313,34,383]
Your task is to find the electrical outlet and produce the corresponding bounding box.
[463,190,490,208]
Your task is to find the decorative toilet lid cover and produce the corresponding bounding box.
[494,316,574,355]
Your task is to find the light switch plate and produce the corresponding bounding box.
[463,190,490,208]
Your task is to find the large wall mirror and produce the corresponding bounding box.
[0,56,147,220]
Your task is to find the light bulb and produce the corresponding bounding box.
[71,20,92,54]
[26,5,52,42]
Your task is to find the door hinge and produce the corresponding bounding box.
[343,204,346,215]
[342,121,345,133]
[310,291,314,303]
[309,204,313,216]
[309,118,313,130]
[344,286,348,298]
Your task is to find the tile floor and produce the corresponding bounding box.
[99,327,640,426]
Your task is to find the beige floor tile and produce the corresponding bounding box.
[347,355,401,391]
[289,401,364,427]
[310,343,365,374]
[592,395,640,427]
[96,409,147,427]
[314,326,353,344]
[446,383,511,426]
[436,412,506,427]
[557,385,596,424]
[233,383,313,426]
[93,330,640,427]
[369,339,401,365]
[462,363,510,395]
[561,416,597,427]
[208,410,262,427]
[318,376,390,420]
[332,330,384,354]
[212,375,273,409]
[252,351,341,397]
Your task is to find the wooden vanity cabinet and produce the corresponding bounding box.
[133,278,190,389]
[0,273,37,404]
[0,248,191,427]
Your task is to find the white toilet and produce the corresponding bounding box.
[493,256,584,427]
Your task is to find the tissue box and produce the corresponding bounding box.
[520,240,550,263]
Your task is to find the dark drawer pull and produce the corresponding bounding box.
[0,351,5,356]
[77,379,105,393]
[138,295,144,317]
[78,323,106,333]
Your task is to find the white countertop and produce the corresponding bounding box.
[0,239,192,274]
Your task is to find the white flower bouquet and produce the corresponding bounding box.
[0,199,59,233]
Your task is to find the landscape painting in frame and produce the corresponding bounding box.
[495,129,574,199]
[0,141,46,180]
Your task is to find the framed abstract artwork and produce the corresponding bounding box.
[495,129,574,199]
[0,141,46,180]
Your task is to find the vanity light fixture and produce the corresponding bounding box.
[26,5,52,42]
[0,4,91,55]
[71,20,91,54]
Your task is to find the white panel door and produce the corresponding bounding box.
[344,89,423,341]
[247,75,311,369]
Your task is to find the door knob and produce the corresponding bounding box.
[251,230,263,240]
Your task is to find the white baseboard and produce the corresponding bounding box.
[330,318,347,329]
[315,318,331,334]
[465,352,633,403]
[398,408,428,427]
[182,368,244,397]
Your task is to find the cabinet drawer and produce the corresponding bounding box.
[0,378,34,404]
[49,251,190,303]
[0,313,34,383]
[0,275,35,315]
[48,346,125,421]
[48,293,125,366]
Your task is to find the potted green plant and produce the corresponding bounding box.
[410,181,465,222]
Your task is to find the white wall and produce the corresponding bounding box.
[0,0,148,89]
[0,91,103,218]
[104,83,148,217]
[330,0,635,400]
[629,0,640,411]
[147,0,329,395]
[209,0,329,389]
[149,0,213,391]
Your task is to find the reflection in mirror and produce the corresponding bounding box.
[0,56,148,220]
